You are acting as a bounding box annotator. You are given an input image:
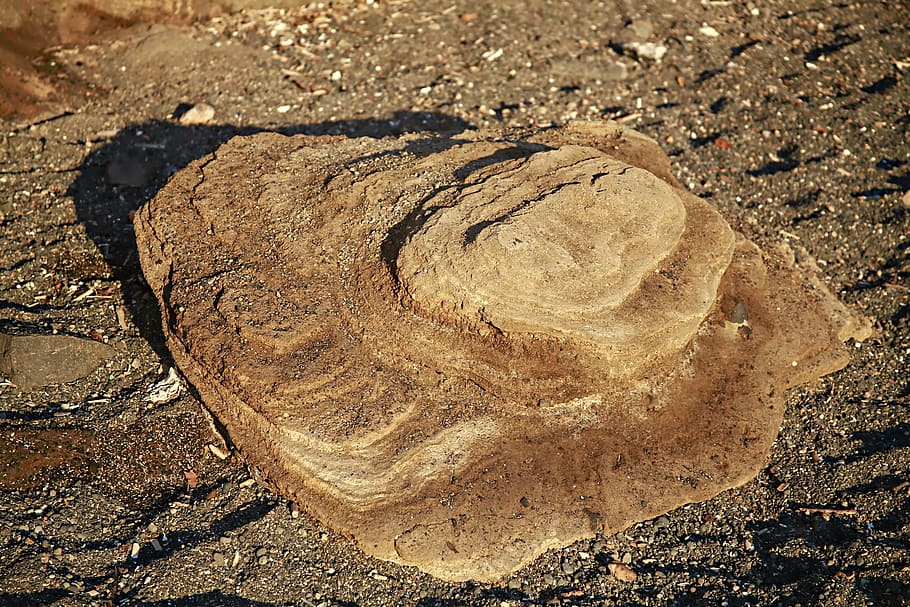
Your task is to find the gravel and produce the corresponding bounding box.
[0,1,908,606]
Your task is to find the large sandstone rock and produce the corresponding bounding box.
[134,121,870,581]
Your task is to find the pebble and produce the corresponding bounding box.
[146,367,186,404]
[213,552,226,567]
[902,191,910,209]
[607,562,638,582]
[699,25,720,37]
[626,41,667,63]
[177,103,215,125]
[603,62,628,81]
[628,20,653,40]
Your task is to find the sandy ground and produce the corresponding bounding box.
[0,1,908,605]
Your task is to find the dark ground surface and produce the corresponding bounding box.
[0,1,908,605]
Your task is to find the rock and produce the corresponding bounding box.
[603,61,628,81]
[608,562,638,582]
[902,190,910,209]
[145,367,186,404]
[134,120,870,582]
[0,333,114,389]
[177,102,215,125]
[699,25,721,37]
[628,20,654,40]
[625,41,668,63]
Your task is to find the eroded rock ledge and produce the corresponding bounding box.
[134,121,869,581]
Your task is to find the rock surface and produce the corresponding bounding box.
[133,120,870,581]
[0,333,114,389]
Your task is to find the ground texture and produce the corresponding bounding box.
[0,1,908,606]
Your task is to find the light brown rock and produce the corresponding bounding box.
[133,120,870,582]
[608,562,638,583]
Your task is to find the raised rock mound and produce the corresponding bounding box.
[134,121,869,581]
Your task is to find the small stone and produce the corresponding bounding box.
[0,334,114,389]
[255,547,268,558]
[258,555,268,565]
[213,552,226,567]
[219,536,231,545]
[208,444,229,460]
[628,20,653,40]
[608,562,638,582]
[178,103,215,126]
[276,105,291,113]
[731,301,749,324]
[621,552,633,564]
[625,41,667,63]
[146,367,186,404]
[130,543,140,559]
[561,560,576,575]
[603,62,628,81]
[902,191,910,209]
[150,538,163,552]
[699,25,720,37]
[654,515,670,528]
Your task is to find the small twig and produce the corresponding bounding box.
[13,110,75,132]
[796,506,858,516]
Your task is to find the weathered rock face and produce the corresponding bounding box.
[134,121,870,581]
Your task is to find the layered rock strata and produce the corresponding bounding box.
[134,121,870,581]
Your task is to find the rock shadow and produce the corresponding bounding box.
[746,505,910,606]
[66,111,473,361]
